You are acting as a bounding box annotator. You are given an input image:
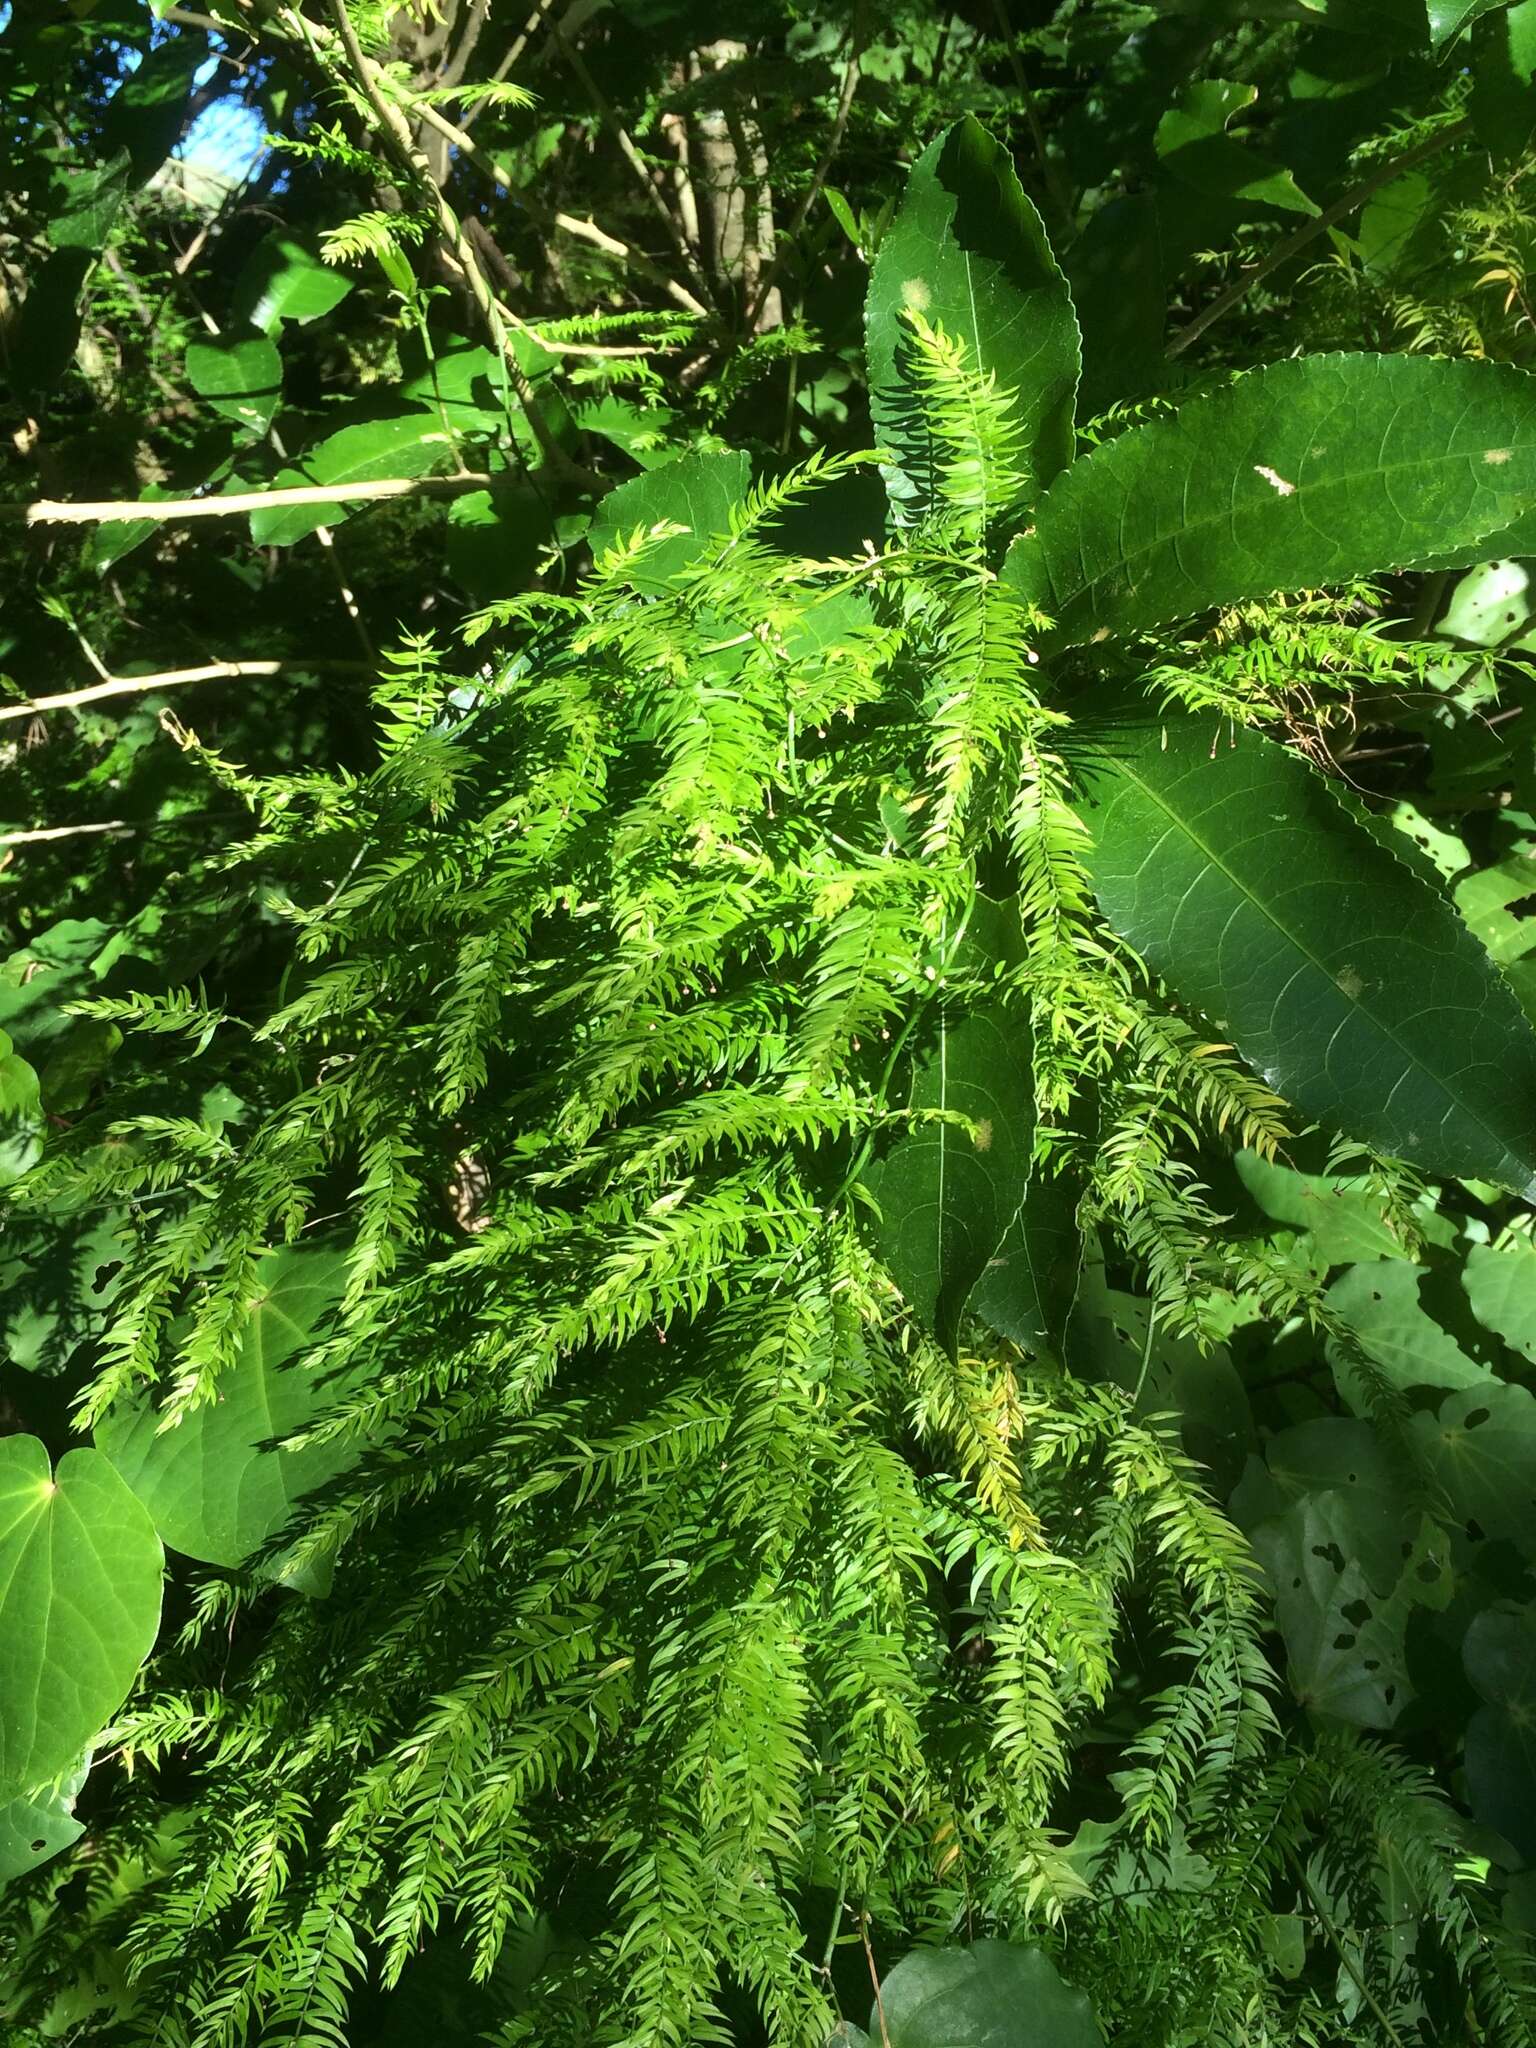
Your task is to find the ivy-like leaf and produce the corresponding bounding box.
[0,1439,163,1799]
[1081,718,1536,1194]
[0,1754,87,1887]
[96,1247,356,1572]
[866,116,1079,526]
[1004,354,1536,643]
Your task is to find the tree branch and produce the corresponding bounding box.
[2,661,370,724]
[2,473,513,527]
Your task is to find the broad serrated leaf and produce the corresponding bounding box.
[1080,718,1536,1194]
[587,448,751,592]
[96,1247,358,1572]
[870,1940,1101,2048]
[231,231,354,334]
[0,1439,162,1799]
[1004,355,1536,644]
[248,416,456,547]
[186,332,283,437]
[866,116,1079,525]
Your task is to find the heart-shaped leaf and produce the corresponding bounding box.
[869,1939,1101,2048]
[96,1247,356,1572]
[0,1439,163,1799]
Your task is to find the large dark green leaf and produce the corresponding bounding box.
[866,116,1079,525]
[1004,355,1536,643]
[1463,1602,1536,1860]
[866,1940,1101,2048]
[100,31,205,182]
[1081,719,1536,1193]
[96,1247,356,1574]
[968,1167,1083,1357]
[865,902,1034,1355]
[0,1438,163,1798]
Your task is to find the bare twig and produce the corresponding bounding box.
[745,30,862,332]
[314,0,595,482]
[553,27,716,307]
[461,0,562,124]
[3,473,511,527]
[2,659,369,724]
[0,820,135,847]
[1168,117,1472,358]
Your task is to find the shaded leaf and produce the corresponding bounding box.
[0,1438,162,1798]
[186,331,283,437]
[872,1940,1101,2048]
[969,1164,1083,1356]
[866,116,1079,525]
[100,30,205,182]
[868,991,1035,1357]
[1463,1601,1536,1860]
[1081,718,1536,1193]
[96,1247,358,1573]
